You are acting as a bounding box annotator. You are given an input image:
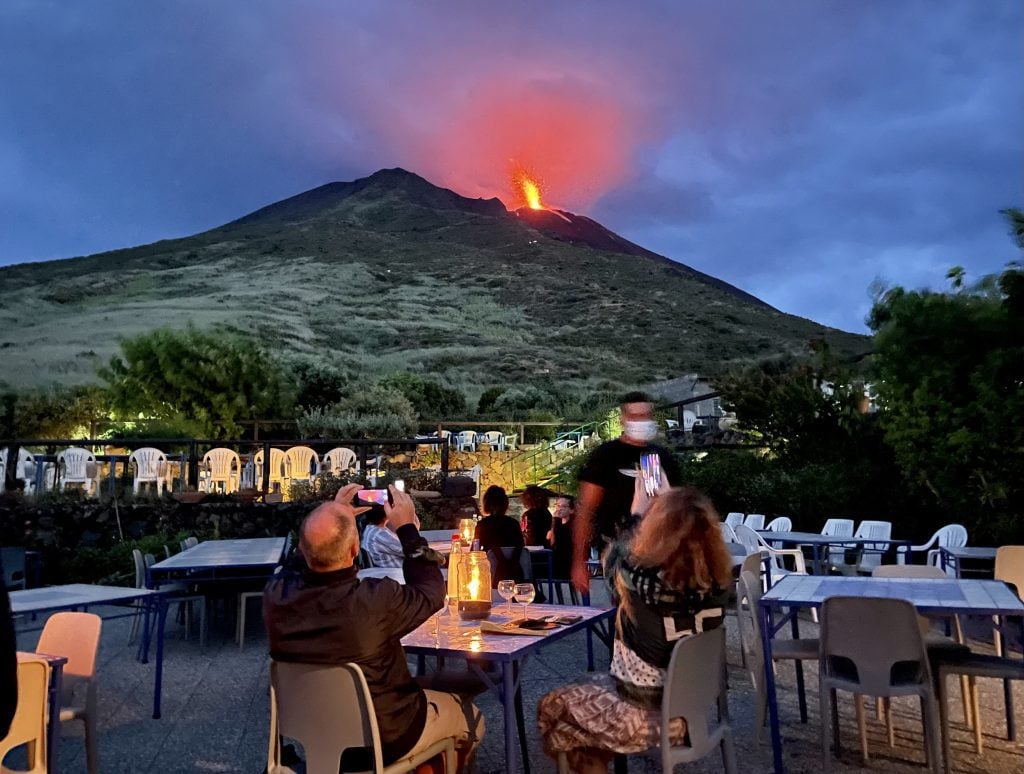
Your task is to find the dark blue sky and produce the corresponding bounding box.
[1,1,1020,332]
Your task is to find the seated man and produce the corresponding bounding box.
[361,503,405,568]
[264,483,484,770]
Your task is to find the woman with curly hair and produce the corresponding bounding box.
[537,480,734,773]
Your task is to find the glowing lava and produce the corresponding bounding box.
[513,168,544,210]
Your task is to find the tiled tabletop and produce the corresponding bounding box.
[149,538,285,571]
[11,583,160,614]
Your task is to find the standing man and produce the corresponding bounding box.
[264,483,484,770]
[571,392,681,593]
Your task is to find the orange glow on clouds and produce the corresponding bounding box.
[410,78,646,213]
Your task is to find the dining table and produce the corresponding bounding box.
[758,574,1024,774]
[11,584,169,719]
[147,537,288,588]
[402,602,614,773]
[939,545,998,578]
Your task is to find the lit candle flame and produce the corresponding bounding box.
[467,564,481,600]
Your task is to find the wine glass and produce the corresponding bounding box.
[446,593,460,631]
[514,583,535,622]
[497,580,516,617]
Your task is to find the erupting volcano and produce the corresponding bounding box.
[511,166,545,210]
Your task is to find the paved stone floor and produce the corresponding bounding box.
[11,582,1024,773]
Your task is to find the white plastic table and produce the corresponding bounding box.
[939,545,997,578]
[758,575,1024,774]
[11,584,169,719]
[148,537,287,586]
[402,603,614,773]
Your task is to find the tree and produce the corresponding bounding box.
[868,252,1024,542]
[99,326,294,438]
[297,387,417,439]
[376,373,466,419]
[2,384,110,439]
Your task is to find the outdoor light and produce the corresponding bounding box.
[447,550,492,620]
[459,518,476,545]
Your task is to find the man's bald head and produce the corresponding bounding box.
[299,501,359,572]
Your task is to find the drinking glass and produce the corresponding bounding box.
[514,583,535,622]
[497,580,517,617]
[446,594,460,631]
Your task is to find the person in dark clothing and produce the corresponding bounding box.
[572,391,682,593]
[0,564,17,737]
[519,485,553,548]
[264,483,484,769]
[473,485,526,585]
[549,495,575,579]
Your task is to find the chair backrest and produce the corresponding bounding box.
[284,446,320,478]
[820,596,930,696]
[741,552,763,584]
[132,549,146,589]
[58,446,95,479]
[855,520,893,541]
[185,536,199,549]
[503,434,517,450]
[36,612,102,702]
[482,431,503,445]
[934,524,968,549]
[724,513,744,529]
[744,514,766,531]
[254,448,287,480]
[0,659,48,769]
[765,516,792,533]
[270,661,383,774]
[129,447,167,480]
[821,518,854,537]
[718,521,739,543]
[733,525,763,556]
[203,448,240,478]
[323,447,357,472]
[995,546,1024,600]
[661,627,730,766]
[457,430,476,444]
[737,570,765,670]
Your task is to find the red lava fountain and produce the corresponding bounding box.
[512,167,544,210]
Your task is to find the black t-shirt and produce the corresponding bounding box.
[473,514,525,554]
[577,438,682,542]
[520,507,553,548]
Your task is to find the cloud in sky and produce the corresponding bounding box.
[0,0,1020,332]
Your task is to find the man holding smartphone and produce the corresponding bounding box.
[571,391,681,594]
[264,483,484,770]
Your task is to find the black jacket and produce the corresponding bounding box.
[263,524,445,763]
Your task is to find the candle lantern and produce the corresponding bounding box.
[459,518,476,545]
[448,550,492,620]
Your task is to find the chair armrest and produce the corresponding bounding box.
[768,546,807,574]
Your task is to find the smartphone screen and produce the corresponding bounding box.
[357,489,389,505]
[640,453,662,496]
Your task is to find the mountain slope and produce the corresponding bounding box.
[0,168,868,394]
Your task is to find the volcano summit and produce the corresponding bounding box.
[0,168,866,393]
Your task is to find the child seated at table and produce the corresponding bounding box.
[537,481,733,773]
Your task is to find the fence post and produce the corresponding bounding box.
[440,438,449,476]
[261,441,271,494]
[188,441,199,489]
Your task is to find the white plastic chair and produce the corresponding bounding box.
[818,596,942,773]
[268,661,456,774]
[0,659,49,773]
[36,612,102,774]
[480,431,505,450]
[738,570,819,737]
[129,447,169,496]
[818,517,855,569]
[744,513,766,531]
[15,448,39,494]
[199,448,240,493]
[502,434,518,451]
[834,520,893,575]
[724,513,744,530]
[254,448,287,492]
[557,628,736,774]
[455,430,477,452]
[734,525,808,585]
[764,517,792,533]
[323,447,358,474]
[284,446,320,483]
[899,524,967,568]
[57,446,99,496]
[132,549,206,646]
[718,521,739,544]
